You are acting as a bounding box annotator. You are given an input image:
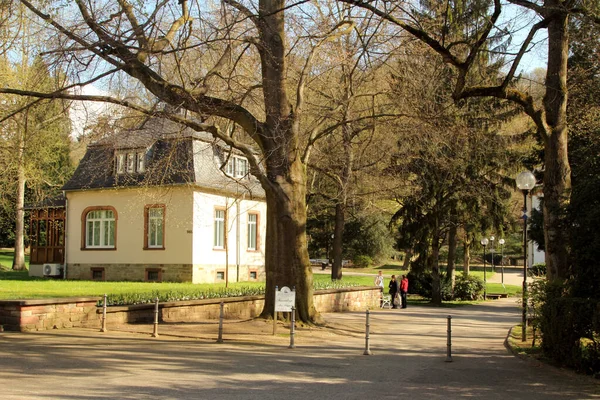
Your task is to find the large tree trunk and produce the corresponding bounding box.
[12,121,26,271]
[431,238,442,305]
[463,231,471,275]
[447,223,457,288]
[260,154,319,323]
[542,5,571,281]
[331,202,345,280]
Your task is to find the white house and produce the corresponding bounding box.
[29,117,266,283]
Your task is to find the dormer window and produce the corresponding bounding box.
[117,154,125,174]
[225,156,249,179]
[116,151,146,175]
[137,152,145,172]
[126,153,135,173]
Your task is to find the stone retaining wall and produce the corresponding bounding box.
[0,297,101,332]
[0,287,380,332]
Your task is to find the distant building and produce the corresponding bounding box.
[529,194,545,266]
[28,118,266,283]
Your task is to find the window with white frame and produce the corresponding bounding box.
[116,154,125,174]
[85,209,115,248]
[225,156,249,178]
[247,213,257,250]
[116,151,146,174]
[214,209,225,248]
[126,153,135,173]
[137,152,145,173]
[145,206,164,249]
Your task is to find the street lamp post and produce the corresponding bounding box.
[498,238,505,290]
[481,238,489,300]
[490,236,495,273]
[516,170,536,342]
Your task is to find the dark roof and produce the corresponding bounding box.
[62,118,265,199]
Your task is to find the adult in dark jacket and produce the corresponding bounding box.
[388,275,399,309]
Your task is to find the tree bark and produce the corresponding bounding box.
[331,202,345,280]
[431,238,442,305]
[260,154,319,323]
[12,116,26,271]
[542,3,571,281]
[463,232,471,275]
[447,223,457,288]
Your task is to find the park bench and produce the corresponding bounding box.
[486,293,508,300]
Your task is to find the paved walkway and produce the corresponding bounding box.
[1,299,598,399]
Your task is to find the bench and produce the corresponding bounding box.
[486,293,508,300]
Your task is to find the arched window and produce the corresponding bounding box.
[82,207,117,249]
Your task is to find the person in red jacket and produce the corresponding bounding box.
[400,275,409,309]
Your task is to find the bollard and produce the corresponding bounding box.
[100,293,108,333]
[216,301,224,343]
[288,306,296,349]
[445,315,452,362]
[273,286,278,336]
[152,297,159,338]
[363,309,372,355]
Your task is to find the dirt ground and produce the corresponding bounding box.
[106,314,364,346]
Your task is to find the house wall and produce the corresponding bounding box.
[65,186,194,281]
[191,191,267,283]
[65,186,266,283]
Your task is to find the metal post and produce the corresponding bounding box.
[491,244,495,273]
[522,190,529,342]
[363,309,372,355]
[483,245,487,300]
[152,297,159,338]
[101,293,108,332]
[216,301,224,343]
[288,306,296,349]
[273,286,278,336]
[445,315,452,362]
[501,244,504,285]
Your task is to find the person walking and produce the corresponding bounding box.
[374,270,385,307]
[388,275,399,309]
[400,275,409,309]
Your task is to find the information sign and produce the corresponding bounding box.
[275,286,295,312]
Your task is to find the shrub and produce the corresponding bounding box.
[539,281,600,374]
[529,263,546,277]
[453,275,484,301]
[353,255,373,268]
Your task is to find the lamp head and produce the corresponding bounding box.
[480,238,489,246]
[516,170,536,191]
[498,238,505,245]
[490,236,495,242]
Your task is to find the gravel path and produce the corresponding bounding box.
[1,298,598,399]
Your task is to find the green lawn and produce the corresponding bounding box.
[0,250,29,269]
[0,267,373,303]
[0,250,519,303]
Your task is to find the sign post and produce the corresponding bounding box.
[273,286,296,336]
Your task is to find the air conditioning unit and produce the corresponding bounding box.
[42,263,62,277]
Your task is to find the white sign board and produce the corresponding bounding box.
[275,286,296,312]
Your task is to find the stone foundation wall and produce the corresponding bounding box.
[67,263,195,282]
[0,287,380,332]
[67,263,266,283]
[0,298,100,331]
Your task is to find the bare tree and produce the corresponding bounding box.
[0,0,384,322]
[338,0,600,281]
